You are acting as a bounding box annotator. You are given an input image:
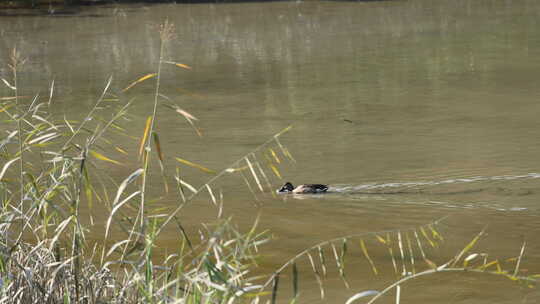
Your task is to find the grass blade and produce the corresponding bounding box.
[345,291,380,304]
[406,232,415,274]
[172,106,202,137]
[464,253,479,267]
[115,146,128,155]
[292,262,298,299]
[397,232,406,276]
[48,78,54,106]
[318,246,327,277]
[274,137,295,163]
[206,184,217,206]
[245,156,263,192]
[386,233,398,276]
[152,132,165,164]
[420,226,435,248]
[332,242,350,289]
[90,150,122,166]
[112,168,143,206]
[163,60,193,70]
[105,240,130,258]
[414,230,427,260]
[175,107,198,122]
[139,116,152,158]
[360,239,378,275]
[255,159,276,198]
[307,252,325,299]
[175,157,215,174]
[106,190,140,240]
[179,179,198,194]
[240,170,259,202]
[451,228,485,267]
[271,273,279,304]
[122,73,157,92]
[513,241,526,277]
[1,78,16,90]
[429,224,444,241]
[0,157,20,181]
[269,148,280,164]
[268,163,282,179]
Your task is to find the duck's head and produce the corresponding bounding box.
[278,182,294,193]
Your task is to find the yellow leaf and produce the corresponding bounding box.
[115,146,128,155]
[275,125,293,137]
[90,150,122,166]
[375,235,386,244]
[269,163,281,178]
[360,239,378,275]
[175,63,192,70]
[477,260,498,270]
[163,60,193,70]
[107,122,126,132]
[244,291,271,298]
[420,227,435,248]
[269,148,280,164]
[175,157,215,174]
[139,116,152,158]
[282,147,295,162]
[496,262,503,273]
[429,224,444,241]
[122,73,157,92]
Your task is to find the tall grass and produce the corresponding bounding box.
[0,20,538,304]
[0,19,292,303]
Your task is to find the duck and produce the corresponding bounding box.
[277,182,329,194]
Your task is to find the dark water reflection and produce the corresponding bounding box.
[2,0,540,302]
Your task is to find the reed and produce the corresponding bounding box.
[346,231,535,304]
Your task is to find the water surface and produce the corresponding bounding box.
[1,0,540,302]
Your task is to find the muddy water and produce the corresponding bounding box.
[2,0,540,302]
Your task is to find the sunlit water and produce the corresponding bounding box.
[1,0,540,302]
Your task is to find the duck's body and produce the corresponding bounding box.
[277,182,328,194]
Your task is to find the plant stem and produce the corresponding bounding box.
[140,28,166,232]
[12,55,24,209]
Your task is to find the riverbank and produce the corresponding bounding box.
[0,0,104,9]
[0,0,283,10]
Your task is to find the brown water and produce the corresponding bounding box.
[2,0,540,302]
